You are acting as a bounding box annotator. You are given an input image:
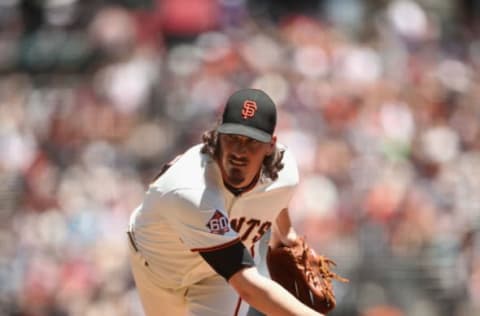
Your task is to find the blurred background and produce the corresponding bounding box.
[1,0,480,315]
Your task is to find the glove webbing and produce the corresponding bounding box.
[298,242,348,304]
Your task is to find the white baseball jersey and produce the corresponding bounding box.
[129,143,299,301]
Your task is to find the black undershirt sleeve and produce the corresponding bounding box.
[199,241,255,281]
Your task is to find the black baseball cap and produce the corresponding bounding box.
[217,88,277,143]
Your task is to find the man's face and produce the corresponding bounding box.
[217,134,275,189]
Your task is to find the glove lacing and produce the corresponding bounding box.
[299,241,349,304]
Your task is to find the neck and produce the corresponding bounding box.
[224,172,260,196]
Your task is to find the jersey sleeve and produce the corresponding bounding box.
[160,188,239,252]
[199,240,255,280]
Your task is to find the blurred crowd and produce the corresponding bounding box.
[1,0,480,315]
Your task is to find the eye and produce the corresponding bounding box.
[226,135,238,142]
[222,134,238,144]
[245,138,262,148]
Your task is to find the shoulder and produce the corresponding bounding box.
[176,144,208,166]
[148,144,223,202]
[269,144,299,189]
[279,145,298,169]
[149,144,211,190]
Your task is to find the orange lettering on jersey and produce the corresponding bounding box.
[230,217,272,243]
[252,221,272,243]
[241,100,257,119]
[230,217,245,232]
[206,210,230,235]
[241,219,260,241]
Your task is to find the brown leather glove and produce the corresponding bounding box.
[266,237,348,314]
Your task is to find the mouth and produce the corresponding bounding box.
[228,157,248,167]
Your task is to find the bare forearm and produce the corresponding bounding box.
[247,277,321,316]
[230,267,323,316]
[271,208,299,248]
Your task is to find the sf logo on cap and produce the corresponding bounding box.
[241,100,257,119]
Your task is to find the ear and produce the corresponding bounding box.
[267,135,277,155]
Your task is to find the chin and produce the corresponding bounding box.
[227,176,245,187]
[225,172,246,187]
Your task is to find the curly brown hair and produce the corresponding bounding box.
[200,128,285,181]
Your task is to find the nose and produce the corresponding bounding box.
[231,139,247,155]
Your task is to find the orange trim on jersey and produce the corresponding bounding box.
[190,237,241,252]
[233,296,242,316]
